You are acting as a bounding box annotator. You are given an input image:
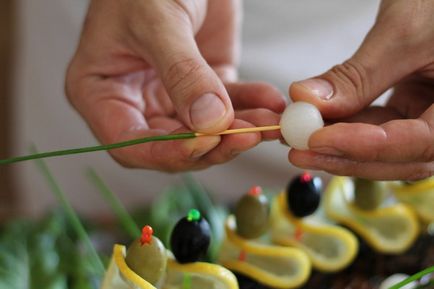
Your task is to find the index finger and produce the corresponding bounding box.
[308,105,434,163]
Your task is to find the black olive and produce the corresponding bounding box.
[170,209,211,263]
[234,272,272,289]
[286,173,322,217]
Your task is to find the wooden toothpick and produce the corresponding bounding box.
[194,125,281,136]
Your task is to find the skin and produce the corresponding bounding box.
[66,0,286,172]
[289,0,434,180]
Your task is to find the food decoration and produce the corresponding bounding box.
[388,177,434,223]
[270,173,358,272]
[219,186,311,289]
[323,176,420,253]
[0,102,323,165]
[170,209,211,264]
[102,210,238,289]
[279,102,324,150]
[1,156,432,289]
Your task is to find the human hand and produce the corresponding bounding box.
[288,0,434,180]
[66,0,286,172]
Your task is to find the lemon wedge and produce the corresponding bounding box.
[388,177,434,223]
[101,244,238,289]
[270,193,358,272]
[218,215,311,289]
[324,177,420,254]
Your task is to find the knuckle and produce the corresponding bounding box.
[109,151,136,169]
[421,118,434,161]
[405,165,434,181]
[329,60,370,109]
[421,145,434,162]
[164,56,205,96]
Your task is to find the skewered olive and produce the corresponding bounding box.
[125,225,167,286]
[170,209,211,264]
[286,173,322,217]
[235,186,269,239]
[353,178,386,210]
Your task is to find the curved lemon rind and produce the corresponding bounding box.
[224,216,311,287]
[388,177,434,194]
[167,258,239,289]
[222,260,307,289]
[270,232,357,273]
[387,178,434,222]
[324,177,420,253]
[113,244,157,289]
[274,193,358,271]
[226,216,310,259]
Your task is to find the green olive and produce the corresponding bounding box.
[354,178,386,210]
[235,187,269,239]
[125,236,167,285]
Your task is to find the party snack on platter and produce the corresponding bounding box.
[101,211,239,289]
[270,173,358,272]
[2,162,434,289]
[324,176,420,254]
[218,187,311,289]
[388,177,434,223]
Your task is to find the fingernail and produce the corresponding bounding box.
[191,149,209,159]
[190,93,226,131]
[185,136,220,160]
[295,78,334,100]
[311,146,344,157]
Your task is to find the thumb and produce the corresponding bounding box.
[289,9,427,119]
[135,5,234,133]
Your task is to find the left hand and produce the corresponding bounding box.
[287,0,434,180]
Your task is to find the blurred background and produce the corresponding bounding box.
[0,0,380,218]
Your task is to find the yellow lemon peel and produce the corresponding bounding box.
[166,257,239,289]
[388,178,434,222]
[219,216,311,289]
[324,177,420,254]
[111,244,157,289]
[270,193,358,272]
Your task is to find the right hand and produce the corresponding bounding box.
[66,0,286,172]
[288,0,434,180]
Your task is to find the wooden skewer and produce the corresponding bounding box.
[194,125,281,137]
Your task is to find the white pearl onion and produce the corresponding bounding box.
[279,102,324,150]
[379,274,416,289]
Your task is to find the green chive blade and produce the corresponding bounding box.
[0,132,196,165]
[31,146,105,275]
[86,168,140,239]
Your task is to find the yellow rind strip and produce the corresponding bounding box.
[273,193,358,272]
[113,244,157,289]
[167,258,239,289]
[224,216,311,288]
[388,177,434,194]
[324,177,420,254]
